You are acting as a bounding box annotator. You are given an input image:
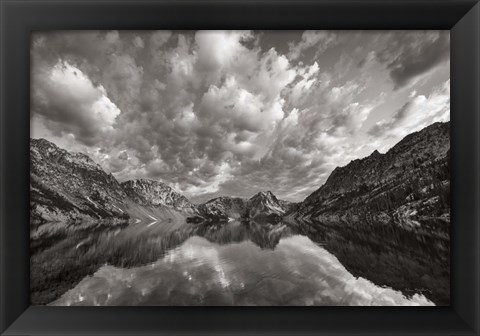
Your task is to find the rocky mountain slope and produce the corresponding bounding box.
[121,179,193,209]
[31,139,129,224]
[287,121,450,228]
[245,191,289,221]
[31,139,195,225]
[196,196,248,221]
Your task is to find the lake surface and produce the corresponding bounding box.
[30,218,449,306]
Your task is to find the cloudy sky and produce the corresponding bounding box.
[31,30,450,203]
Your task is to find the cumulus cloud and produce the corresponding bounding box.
[133,36,144,49]
[30,30,450,202]
[101,54,144,110]
[200,76,284,133]
[32,60,121,145]
[195,30,254,73]
[288,62,320,106]
[288,31,338,60]
[106,150,130,173]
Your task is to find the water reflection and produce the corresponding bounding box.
[284,218,450,305]
[51,235,433,306]
[30,217,447,306]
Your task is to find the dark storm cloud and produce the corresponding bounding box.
[31,30,450,202]
[376,31,450,89]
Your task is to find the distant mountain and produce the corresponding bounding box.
[193,191,293,222]
[245,191,289,222]
[30,139,128,224]
[121,179,193,210]
[197,196,248,221]
[287,122,450,228]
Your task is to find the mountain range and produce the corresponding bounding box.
[30,138,293,226]
[30,121,450,231]
[287,121,450,229]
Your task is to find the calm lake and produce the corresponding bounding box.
[30,218,449,306]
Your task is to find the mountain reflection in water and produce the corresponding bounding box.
[51,235,432,306]
[30,218,447,306]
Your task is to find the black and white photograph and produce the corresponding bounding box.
[30,30,450,306]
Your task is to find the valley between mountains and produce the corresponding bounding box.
[31,121,450,231]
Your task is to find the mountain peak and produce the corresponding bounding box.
[245,190,286,220]
[31,137,99,169]
[251,190,276,199]
[31,137,55,146]
[31,138,61,154]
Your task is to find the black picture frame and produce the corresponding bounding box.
[1,0,479,335]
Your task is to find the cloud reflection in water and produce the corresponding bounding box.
[52,235,434,306]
